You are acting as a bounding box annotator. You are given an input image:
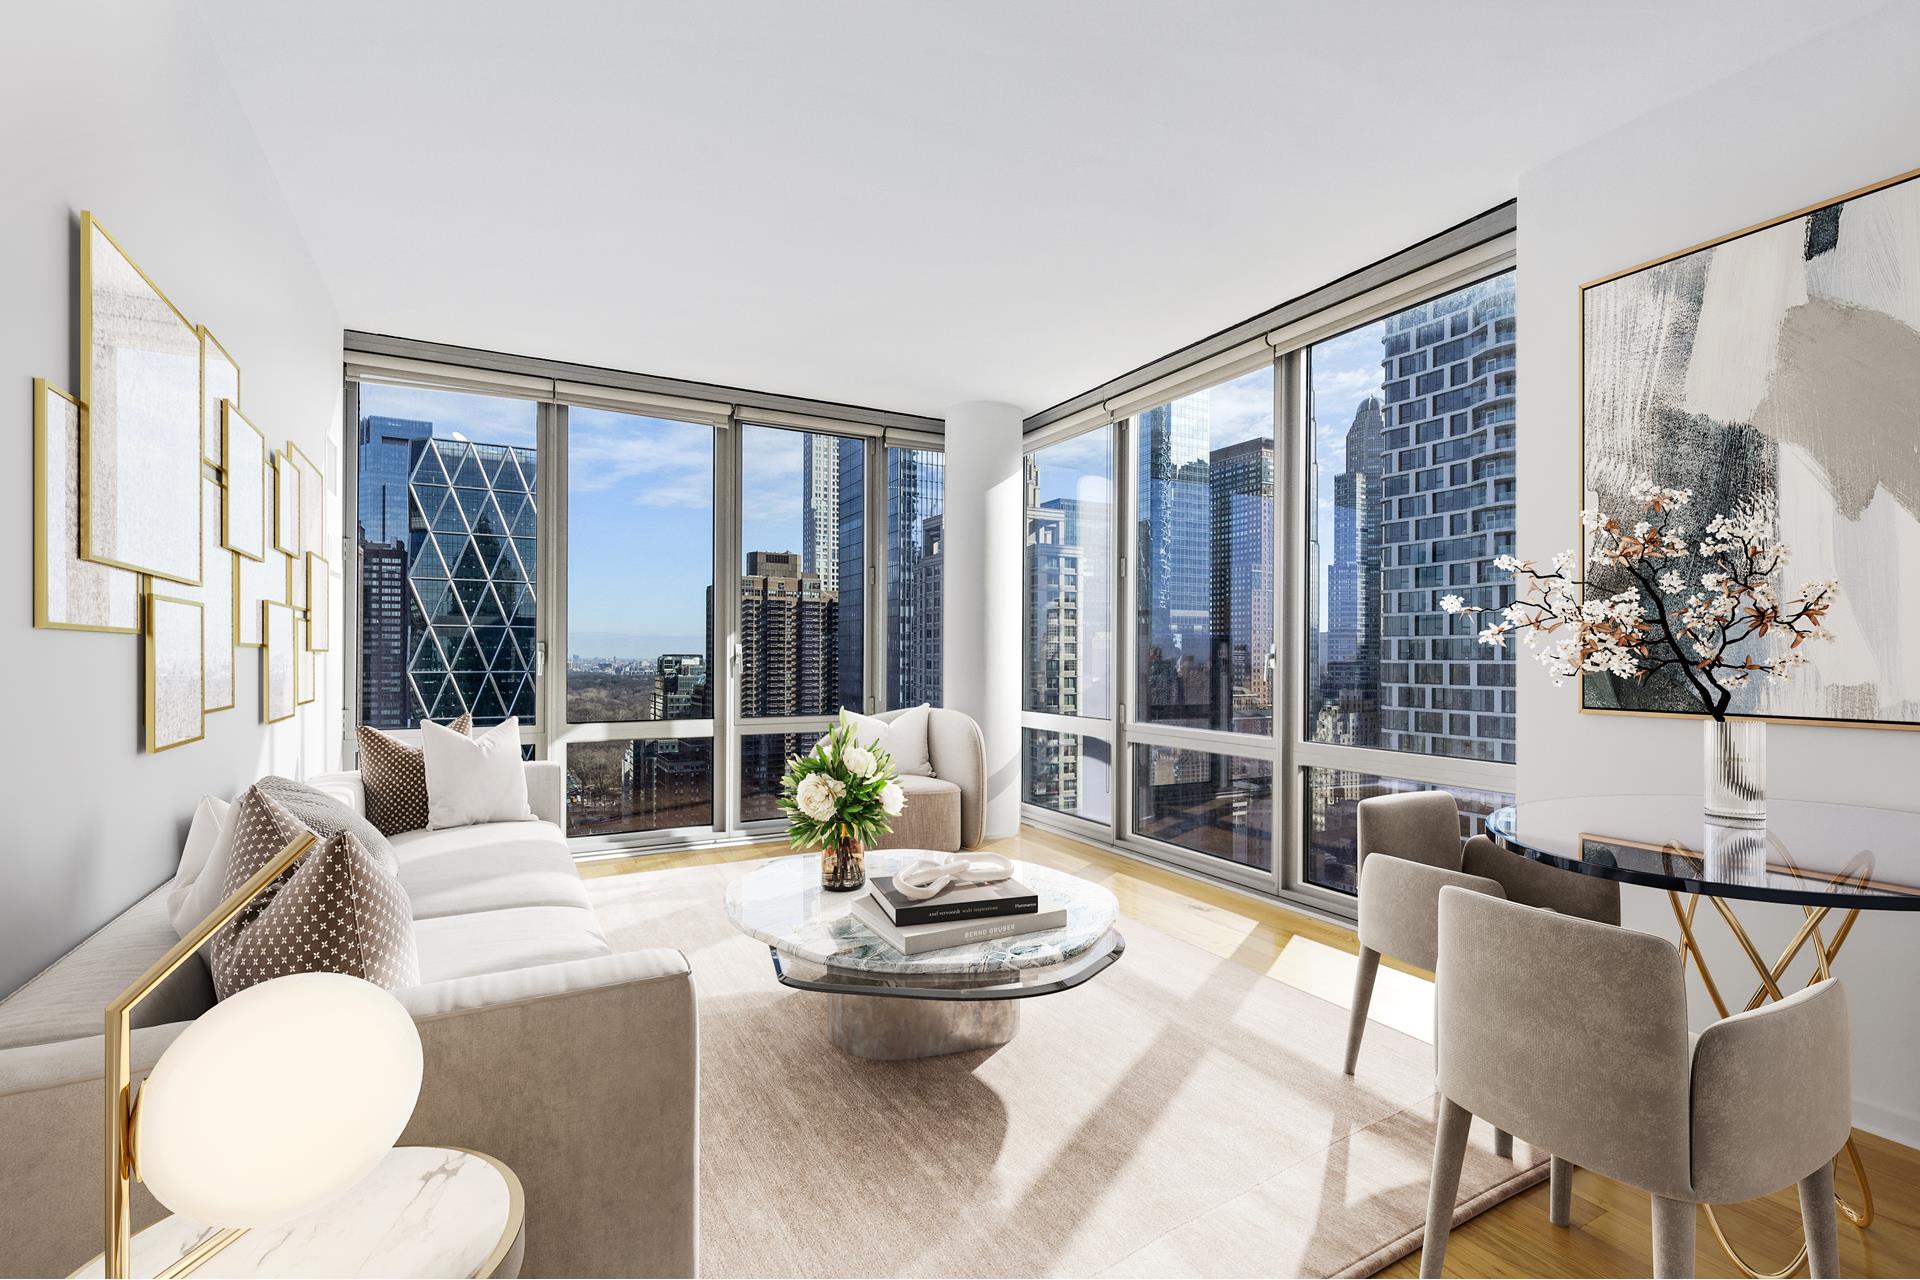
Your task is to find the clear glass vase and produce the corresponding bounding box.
[1702,718,1766,826]
[820,832,866,893]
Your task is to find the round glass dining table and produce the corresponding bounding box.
[1487,793,1918,1277]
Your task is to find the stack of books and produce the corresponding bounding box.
[850,873,1066,955]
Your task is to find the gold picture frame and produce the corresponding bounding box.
[233,548,287,649]
[288,440,324,557]
[287,542,309,611]
[262,600,296,723]
[306,551,331,652]
[296,611,316,706]
[169,474,238,713]
[33,379,140,633]
[145,594,205,752]
[222,401,267,562]
[272,448,301,557]
[199,327,239,471]
[79,212,203,586]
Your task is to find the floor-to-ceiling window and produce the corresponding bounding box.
[1018,232,1516,914]
[1022,425,1114,823]
[348,355,941,853]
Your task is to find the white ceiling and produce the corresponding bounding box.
[200,0,1879,418]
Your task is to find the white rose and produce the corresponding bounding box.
[879,781,906,817]
[794,774,840,823]
[842,745,878,778]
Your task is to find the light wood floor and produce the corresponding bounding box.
[586,824,1920,1279]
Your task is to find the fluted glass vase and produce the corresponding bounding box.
[1702,718,1766,826]
[820,831,866,893]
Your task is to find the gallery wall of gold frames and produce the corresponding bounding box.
[32,211,331,749]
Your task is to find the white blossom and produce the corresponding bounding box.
[1439,593,1467,614]
[841,745,878,778]
[879,781,906,817]
[794,774,841,823]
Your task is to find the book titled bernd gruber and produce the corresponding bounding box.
[850,893,1068,955]
[866,874,1040,927]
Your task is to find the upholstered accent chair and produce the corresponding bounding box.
[863,706,987,853]
[1421,889,1851,1280]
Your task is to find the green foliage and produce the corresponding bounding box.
[777,714,903,850]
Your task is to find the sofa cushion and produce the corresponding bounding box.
[255,775,400,875]
[842,704,935,776]
[0,888,214,1051]
[411,906,611,985]
[870,774,962,853]
[357,714,473,836]
[390,821,588,920]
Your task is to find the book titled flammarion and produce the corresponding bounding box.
[866,874,1040,927]
[849,893,1067,956]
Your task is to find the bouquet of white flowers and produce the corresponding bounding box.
[778,710,907,891]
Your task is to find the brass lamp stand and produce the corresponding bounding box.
[100,830,316,1279]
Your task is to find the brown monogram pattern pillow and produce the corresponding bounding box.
[357,714,473,835]
[211,786,419,1000]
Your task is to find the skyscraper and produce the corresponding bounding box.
[885,448,944,708]
[799,433,841,592]
[359,542,409,727]
[1208,436,1274,733]
[835,438,867,710]
[1024,457,1082,810]
[1377,278,1518,763]
[735,550,839,717]
[650,653,710,719]
[1320,396,1387,745]
[357,416,431,546]
[1135,398,1212,723]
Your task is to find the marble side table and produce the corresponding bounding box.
[725,850,1125,1059]
[73,1146,524,1279]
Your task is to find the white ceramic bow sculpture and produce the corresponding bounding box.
[891,852,1016,901]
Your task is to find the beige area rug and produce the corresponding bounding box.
[587,862,1545,1278]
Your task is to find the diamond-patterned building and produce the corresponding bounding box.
[401,438,539,724]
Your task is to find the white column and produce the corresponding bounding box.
[941,401,1024,840]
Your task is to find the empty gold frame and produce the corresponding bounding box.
[296,612,316,705]
[79,213,202,586]
[306,552,331,651]
[288,440,324,555]
[222,401,267,561]
[234,548,287,648]
[146,594,205,752]
[199,327,239,471]
[172,474,236,712]
[262,600,296,723]
[33,379,139,633]
[273,449,301,557]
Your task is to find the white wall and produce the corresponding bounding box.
[0,2,342,996]
[942,401,1024,839]
[1517,3,1920,1142]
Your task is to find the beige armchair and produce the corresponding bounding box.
[1420,888,1851,1279]
[863,706,986,852]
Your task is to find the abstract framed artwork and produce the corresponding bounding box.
[79,212,202,586]
[306,552,330,652]
[287,541,309,611]
[288,440,324,555]
[145,594,205,752]
[199,326,239,471]
[273,448,301,557]
[234,546,287,648]
[222,401,266,561]
[262,600,296,724]
[1581,166,1920,728]
[172,474,236,712]
[33,379,140,633]
[296,612,316,706]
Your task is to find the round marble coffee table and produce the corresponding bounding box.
[73,1147,524,1278]
[724,851,1124,1059]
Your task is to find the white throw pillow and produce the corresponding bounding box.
[424,717,533,829]
[841,704,934,776]
[166,795,235,940]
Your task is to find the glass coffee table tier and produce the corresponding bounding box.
[724,851,1122,981]
[1488,794,1920,910]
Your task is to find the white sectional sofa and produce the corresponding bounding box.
[0,761,697,1279]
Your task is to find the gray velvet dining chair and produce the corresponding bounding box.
[1420,888,1852,1280]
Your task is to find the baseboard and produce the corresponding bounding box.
[1852,1097,1920,1150]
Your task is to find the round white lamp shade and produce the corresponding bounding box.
[135,972,423,1227]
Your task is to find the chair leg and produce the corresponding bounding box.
[1493,1126,1513,1159]
[1548,1155,1573,1227]
[1797,1160,1840,1279]
[1343,947,1380,1076]
[1419,1096,1473,1279]
[1650,1195,1696,1280]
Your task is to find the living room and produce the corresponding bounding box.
[4,3,1919,1278]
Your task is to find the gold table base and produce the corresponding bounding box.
[1668,889,1872,1278]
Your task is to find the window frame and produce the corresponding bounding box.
[1019,232,1517,919]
